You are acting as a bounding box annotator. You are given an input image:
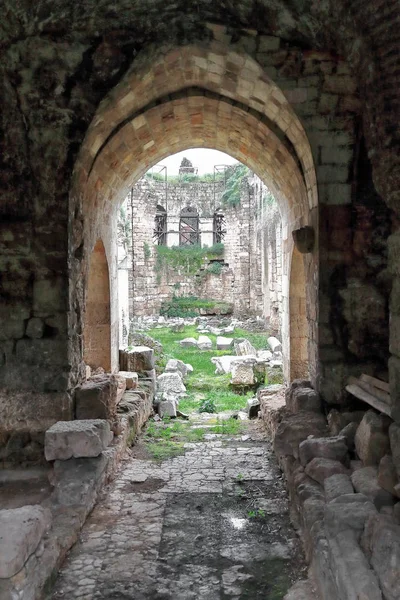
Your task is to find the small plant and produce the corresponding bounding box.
[248,508,266,519]
[143,242,152,260]
[236,473,244,482]
[207,261,223,275]
[199,397,217,413]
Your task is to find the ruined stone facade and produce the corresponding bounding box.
[118,170,281,331]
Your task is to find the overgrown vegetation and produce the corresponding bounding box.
[143,416,243,460]
[147,324,268,414]
[207,261,223,275]
[155,243,224,276]
[145,171,225,184]
[221,164,250,207]
[160,296,232,318]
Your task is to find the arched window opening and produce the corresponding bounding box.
[154,204,167,245]
[180,206,199,246]
[213,210,226,244]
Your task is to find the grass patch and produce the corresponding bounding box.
[148,324,269,414]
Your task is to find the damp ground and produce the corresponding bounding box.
[49,415,307,599]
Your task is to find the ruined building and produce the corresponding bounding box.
[1,2,400,599]
[117,162,282,337]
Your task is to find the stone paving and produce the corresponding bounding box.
[49,418,307,599]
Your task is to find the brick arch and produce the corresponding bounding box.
[73,40,317,212]
[71,45,318,383]
[84,239,112,372]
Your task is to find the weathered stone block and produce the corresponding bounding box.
[267,336,282,353]
[274,412,328,459]
[124,346,154,372]
[351,466,395,509]
[75,374,119,421]
[325,493,377,540]
[378,455,400,497]
[370,516,400,600]
[216,336,233,350]
[179,337,197,347]
[299,435,348,466]
[118,371,138,389]
[231,361,254,386]
[287,386,321,414]
[165,359,188,379]
[197,335,212,350]
[305,458,349,485]
[0,506,52,578]
[45,419,112,461]
[159,398,177,418]
[157,372,186,396]
[235,338,257,356]
[355,410,391,465]
[324,473,354,501]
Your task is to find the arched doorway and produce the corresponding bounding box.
[83,239,112,372]
[71,42,318,384]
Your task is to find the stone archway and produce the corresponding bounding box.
[70,42,319,385]
[83,239,112,372]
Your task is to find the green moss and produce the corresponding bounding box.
[155,243,224,277]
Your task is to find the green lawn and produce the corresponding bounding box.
[147,324,269,414]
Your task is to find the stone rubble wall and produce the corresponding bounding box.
[261,382,400,600]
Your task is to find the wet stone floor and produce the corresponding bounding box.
[50,418,306,599]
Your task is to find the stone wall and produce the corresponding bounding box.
[0,2,399,444]
[119,173,278,320]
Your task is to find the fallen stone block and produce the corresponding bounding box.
[0,506,52,578]
[159,398,177,418]
[165,358,188,379]
[179,337,197,347]
[299,435,348,466]
[122,346,155,372]
[378,455,400,497]
[305,458,349,485]
[157,372,186,396]
[45,419,112,461]
[287,386,321,414]
[324,473,354,501]
[370,515,400,600]
[327,409,365,435]
[235,338,257,356]
[75,374,119,421]
[197,335,212,350]
[118,371,138,390]
[267,336,282,353]
[351,466,395,509]
[257,349,273,362]
[231,361,255,386]
[355,410,391,466]
[325,493,377,540]
[216,336,234,350]
[274,412,328,460]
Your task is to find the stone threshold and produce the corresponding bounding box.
[0,392,152,600]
